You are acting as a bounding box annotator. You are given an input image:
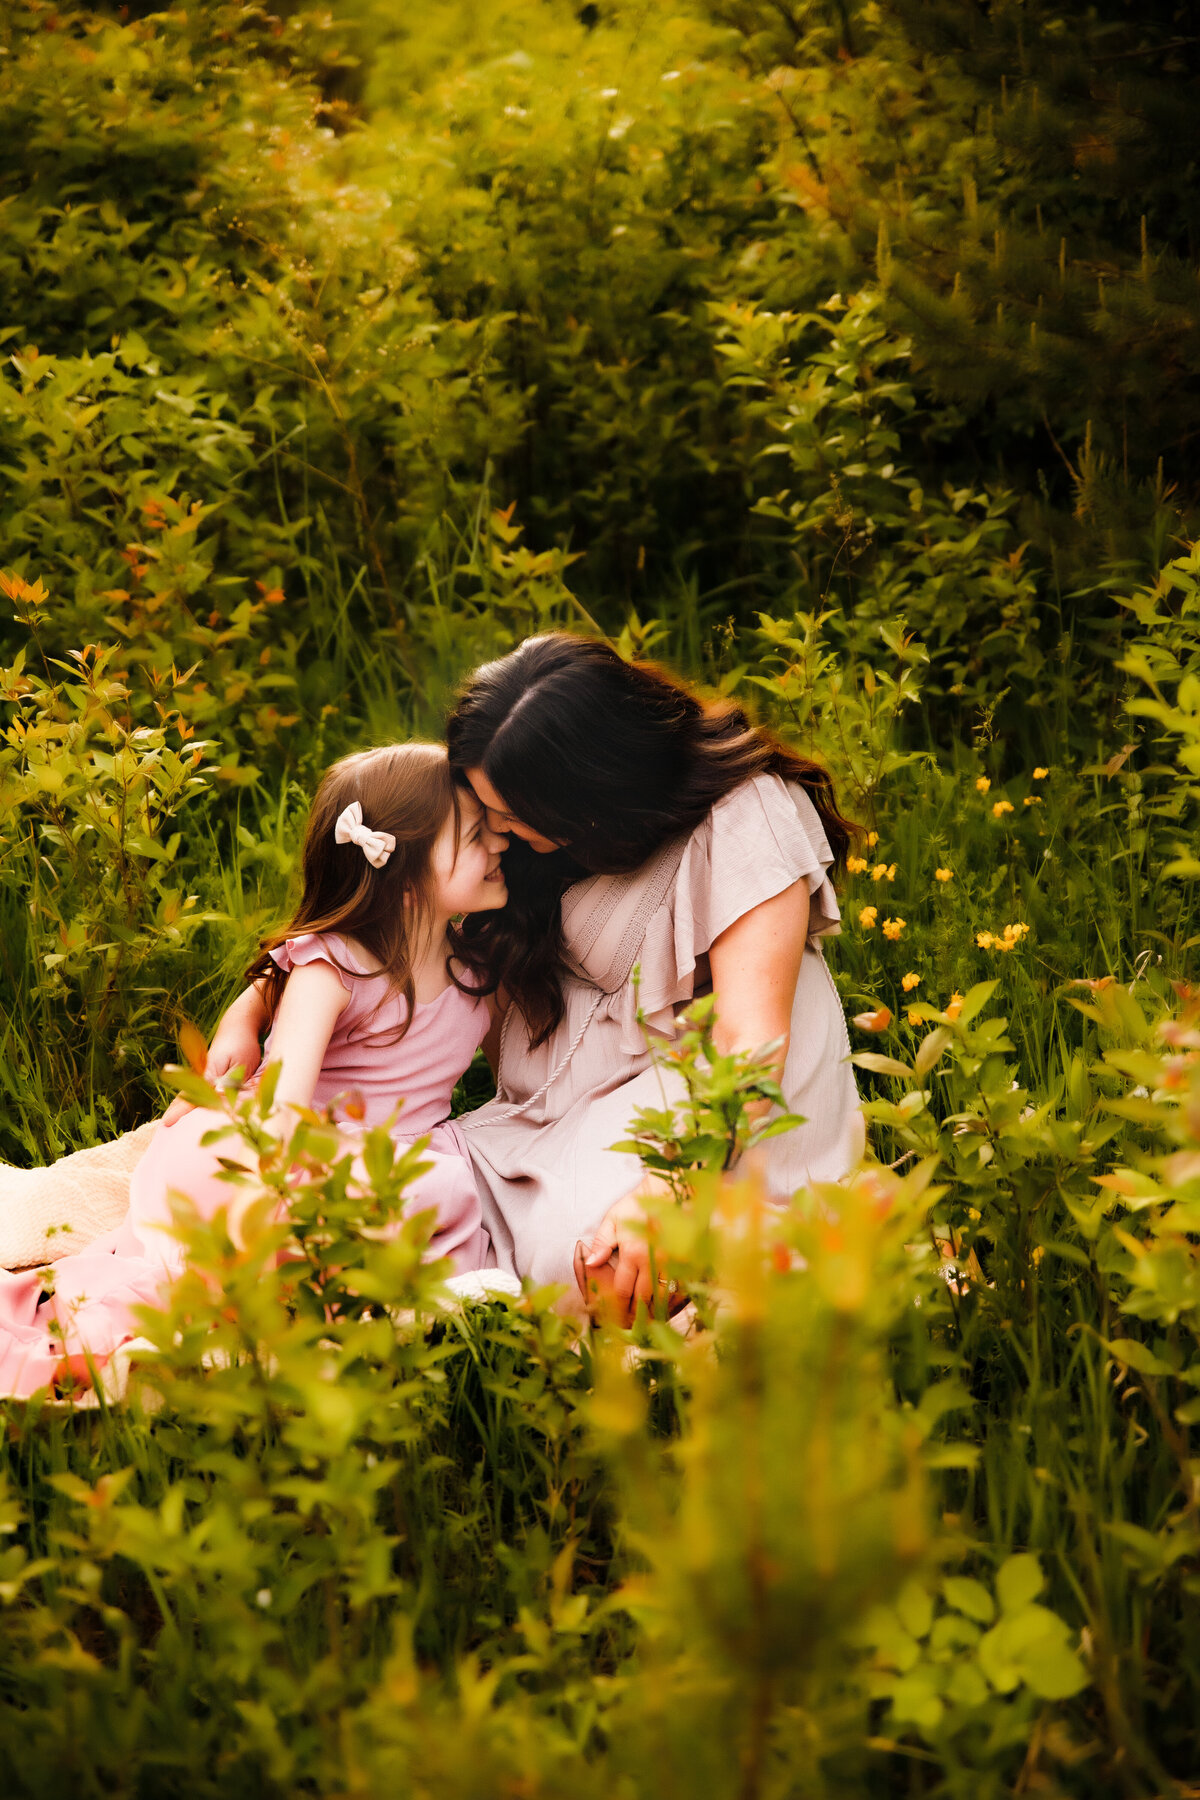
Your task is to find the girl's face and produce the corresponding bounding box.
[465,767,563,855]
[429,789,509,917]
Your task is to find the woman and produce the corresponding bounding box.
[448,635,864,1317]
[0,637,864,1322]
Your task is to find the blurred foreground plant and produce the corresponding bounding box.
[613,987,804,1198]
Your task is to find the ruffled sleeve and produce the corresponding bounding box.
[269,932,357,995]
[627,773,842,1041]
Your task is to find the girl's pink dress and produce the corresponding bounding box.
[0,933,489,1397]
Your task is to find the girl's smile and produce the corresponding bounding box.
[430,789,509,918]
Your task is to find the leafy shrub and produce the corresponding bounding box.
[0,600,217,1147]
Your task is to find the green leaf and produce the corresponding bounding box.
[1038,1239,1093,1270]
[256,1060,281,1114]
[361,1126,402,1192]
[913,1026,952,1077]
[943,1576,995,1624]
[923,1445,981,1470]
[1105,1338,1176,1378]
[851,1053,914,1079]
[750,1112,806,1143]
[888,1670,944,1733]
[895,1579,933,1642]
[930,1612,982,1654]
[161,1066,222,1111]
[958,980,1000,1027]
[945,1661,989,1708]
[1017,1639,1090,1701]
[860,1604,922,1672]
[996,1553,1043,1615]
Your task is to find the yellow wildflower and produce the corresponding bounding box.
[871,861,898,883]
[945,992,964,1021]
[846,855,869,874]
[882,917,906,941]
[975,776,991,794]
[901,972,921,992]
[992,799,1014,818]
[1023,795,1042,807]
[934,867,953,883]
[866,831,879,847]
[907,1008,922,1026]
[977,922,1030,953]
[858,905,878,929]
[1033,767,1049,779]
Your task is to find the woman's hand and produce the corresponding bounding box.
[580,1180,672,1326]
[162,987,267,1126]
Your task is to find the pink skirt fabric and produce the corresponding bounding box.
[0,1110,486,1399]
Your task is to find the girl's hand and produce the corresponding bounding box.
[581,1181,671,1326]
[162,1001,265,1127]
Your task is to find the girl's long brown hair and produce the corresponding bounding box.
[248,743,487,1037]
[446,633,857,1047]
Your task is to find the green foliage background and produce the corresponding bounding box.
[1,0,1199,1793]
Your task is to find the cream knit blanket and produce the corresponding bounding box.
[0,1124,156,1271]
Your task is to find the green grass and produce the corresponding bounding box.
[1,666,1198,1795]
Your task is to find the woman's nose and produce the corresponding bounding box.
[484,813,510,847]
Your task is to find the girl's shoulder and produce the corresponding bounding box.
[269,931,374,990]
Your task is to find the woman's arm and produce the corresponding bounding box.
[161,981,269,1126]
[583,880,811,1323]
[708,877,810,1108]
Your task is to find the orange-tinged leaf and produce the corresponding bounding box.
[853,1006,892,1033]
[177,1019,208,1075]
[1092,1172,1141,1195]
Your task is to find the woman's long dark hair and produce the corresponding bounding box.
[446,633,855,1045]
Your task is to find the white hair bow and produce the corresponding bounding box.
[334,801,396,870]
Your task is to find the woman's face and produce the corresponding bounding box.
[430,788,509,916]
[465,767,563,856]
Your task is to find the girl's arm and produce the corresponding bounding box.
[162,982,271,1126]
[266,961,351,1115]
[583,880,811,1322]
[162,968,348,1126]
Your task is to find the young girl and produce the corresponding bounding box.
[0,742,508,1399]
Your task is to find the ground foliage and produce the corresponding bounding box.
[1,0,1199,1793]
